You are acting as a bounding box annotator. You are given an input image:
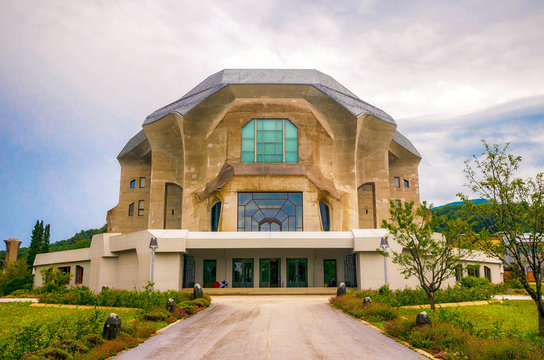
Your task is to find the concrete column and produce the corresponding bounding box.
[3,238,21,263]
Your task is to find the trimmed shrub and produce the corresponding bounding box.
[460,276,489,289]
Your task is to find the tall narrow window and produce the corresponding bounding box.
[138,200,144,216]
[128,202,135,216]
[139,177,146,188]
[211,202,222,232]
[319,201,330,231]
[75,265,84,285]
[404,179,409,188]
[130,179,136,188]
[241,119,298,163]
[395,199,401,208]
[484,266,492,282]
[393,177,400,187]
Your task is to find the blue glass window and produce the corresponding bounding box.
[237,192,303,231]
[211,202,222,232]
[319,201,330,231]
[241,119,298,163]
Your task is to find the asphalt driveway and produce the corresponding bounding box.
[114,295,425,360]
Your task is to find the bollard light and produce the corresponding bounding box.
[149,237,158,291]
[380,237,389,286]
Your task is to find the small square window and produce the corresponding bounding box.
[138,200,145,216]
[139,177,146,188]
[393,177,400,187]
[404,179,409,188]
[130,179,136,188]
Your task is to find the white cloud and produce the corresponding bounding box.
[1,0,544,242]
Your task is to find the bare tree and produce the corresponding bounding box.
[461,141,544,335]
[382,201,471,310]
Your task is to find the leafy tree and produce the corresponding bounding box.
[382,201,472,310]
[40,265,72,293]
[460,141,544,336]
[0,259,33,296]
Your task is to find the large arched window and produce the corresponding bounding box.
[319,201,330,231]
[241,119,298,163]
[211,202,222,232]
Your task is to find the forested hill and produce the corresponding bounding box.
[431,200,503,234]
[1,224,107,261]
[48,224,108,252]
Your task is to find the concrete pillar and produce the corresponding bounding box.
[4,238,22,263]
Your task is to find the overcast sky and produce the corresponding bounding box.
[1,0,543,247]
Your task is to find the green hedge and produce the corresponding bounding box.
[37,285,200,310]
[350,281,498,308]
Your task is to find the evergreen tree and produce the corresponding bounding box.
[42,224,50,253]
[26,220,43,268]
[26,220,50,268]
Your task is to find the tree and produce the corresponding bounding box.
[42,223,50,253]
[26,220,44,268]
[40,265,72,293]
[26,220,51,268]
[382,201,472,310]
[460,141,544,335]
[0,259,33,296]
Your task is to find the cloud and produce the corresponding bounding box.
[0,1,544,244]
[400,96,544,205]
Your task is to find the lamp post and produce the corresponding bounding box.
[380,237,389,286]
[149,237,158,291]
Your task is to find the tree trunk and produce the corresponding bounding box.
[428,292,436,311]
[538,300,544,336]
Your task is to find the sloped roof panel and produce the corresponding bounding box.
[392,130,422,158]
[144,69,395,126]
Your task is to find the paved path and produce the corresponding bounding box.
[115,295,425,360]
[493,295,536,301]
[0,298,38,303]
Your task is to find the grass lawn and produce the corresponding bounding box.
[400,300,542,341]
[331,293,544,359]
[0,303,154,335]
[0,301,202,360]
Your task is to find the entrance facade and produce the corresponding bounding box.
[287,258,308,287]
[323,259,337,287]
[260,258,280,287]
[203,260,216,288]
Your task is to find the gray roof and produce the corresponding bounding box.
[117,130,147,159]
[392,130,422,158]
[144,69,395,125]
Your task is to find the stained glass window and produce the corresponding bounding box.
[241,119,298,163]
[237,192,303,231]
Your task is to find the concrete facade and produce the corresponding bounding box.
[32,69,503,291]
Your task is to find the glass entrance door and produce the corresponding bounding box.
[324,259,337,287]
[287,258,308,287]
[203,260,216,288]
[260,258,280,287]
[232,258,254,288]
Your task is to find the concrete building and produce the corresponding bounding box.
[33,69,502,291]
